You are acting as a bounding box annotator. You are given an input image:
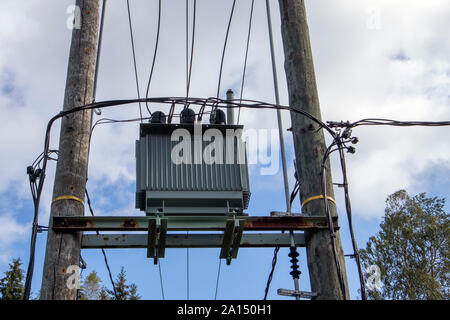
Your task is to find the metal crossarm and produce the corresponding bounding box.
[53,215,338,264]
[53,215,338,232]
[81,233,307,249]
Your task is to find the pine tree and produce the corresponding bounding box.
[129,283,141,300]
[361,190,449,300]
[99,286,110,300]
[107,266,141,300]
[0,258,25,300]
[79,270,102,300]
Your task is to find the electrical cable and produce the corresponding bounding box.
[126,0,144,122]
[336,140,367,300]
[91,0,107,116]
[263,246,280,300]
[85,188,118,300]
[185,0,196,103]
[158,260,165,300]
[214,259,222,300]
[144,0,162,116]
[184,1,196,297]
[23,150,58,300]
[187,239,190,300]
[328,118,450,129]
[320,139,348,299]
[237,0,255,125]
[290,180,300,205]
[215,0,237,101]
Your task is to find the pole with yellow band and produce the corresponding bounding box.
[301,195,336,208]
[52,195,85,206]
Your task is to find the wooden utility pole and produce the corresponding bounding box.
[40,0,100,300]
[278,0,349,299]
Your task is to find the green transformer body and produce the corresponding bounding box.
[136,123,251,216]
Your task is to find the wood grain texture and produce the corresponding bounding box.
[40,0,100,300]
[278,0,349,299]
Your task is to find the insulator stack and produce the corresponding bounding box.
[288,246,301,280]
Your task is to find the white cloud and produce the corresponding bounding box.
[0,214,29,264]
[0,0,448,231]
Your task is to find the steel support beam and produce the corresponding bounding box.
[53,215,338,232]
[81,233,306,249]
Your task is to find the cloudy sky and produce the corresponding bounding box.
[0,0,449,299]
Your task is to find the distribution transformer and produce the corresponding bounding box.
[136,122,251,216]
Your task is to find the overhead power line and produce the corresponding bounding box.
[216,0,237,101]
[237,0,255,125]
[126,0,144,122]
[145,0,162,116]
[85,188,118,300]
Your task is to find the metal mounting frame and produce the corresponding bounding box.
[53,214,338,264]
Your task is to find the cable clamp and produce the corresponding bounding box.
[301,195,336,208]
[52,195,84,206]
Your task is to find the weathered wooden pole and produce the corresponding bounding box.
[277,0,349,299]
[40,0,100,300]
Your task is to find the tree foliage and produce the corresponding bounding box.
[360,190,449,300]
[0,258,25,300]
[107,266,141,300]
[79,270,102,300]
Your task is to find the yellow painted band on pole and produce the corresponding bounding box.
[301,195,336,208]
[52,195,84,206]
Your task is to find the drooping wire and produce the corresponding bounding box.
[290,180,300,205]
[184,1,195,296]
[237,0,255,125]
[145,0,162,116]
[85,188,118,300]
[320,139,348,299]
[158,260,165,300]
[328,118,450,128]
[23,151,58,300]
[263,246,280,300]
[215,0,237,102]
[126,0,143,122]
[91,0,107,115]
[336,140,367,299]
[214,259,222,300]
[185,0,196,104]
[187,238,190,300]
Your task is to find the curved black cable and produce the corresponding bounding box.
[263,246,280,300]
[184,0,196,109]
[85,188,118,300]
[126,0,143,122]
[335,141,367,300]
[145,0,162,116]
[215,0,237,102]
[320,139,348,299]
[237,0,255,124]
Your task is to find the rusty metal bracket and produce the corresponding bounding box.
[219,218,245,265]
[53,215,338,232]
[147,217,168,264]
